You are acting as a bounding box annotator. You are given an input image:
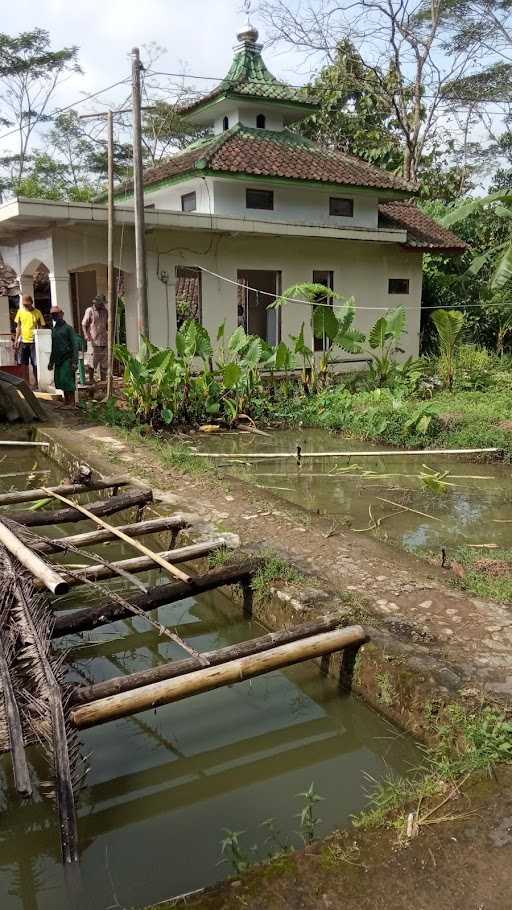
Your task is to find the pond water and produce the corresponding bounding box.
[191,428,512,555]
[0,441,420,910]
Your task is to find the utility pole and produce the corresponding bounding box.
[106,109,115,399]
[131,47,149,344]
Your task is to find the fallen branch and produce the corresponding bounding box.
[375,497,442,523]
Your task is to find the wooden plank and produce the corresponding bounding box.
[0,478,129,507]
[33,515,190,555]
[52,560,257,637]
[42,488,191,584]
[191,447,500,459]
[70,625,366,728]
[0,519,69,595]
[69,614,353,706]
[5,488,153,527]
[0,639,32,797]
[57,538,233,588]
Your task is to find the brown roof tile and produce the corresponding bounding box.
[379,201,468,251]
[118,126,417,196]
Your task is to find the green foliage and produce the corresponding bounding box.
[431,309,465,389]
[251,554,304,603]
[354,703,512,832]
[219,829,255,875]
[443,546,512,604]
[296,783,324,845]
[365,306,411,387]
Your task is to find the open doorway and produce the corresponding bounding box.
[237,270,281,344]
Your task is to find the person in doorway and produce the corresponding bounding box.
[14,295,45,387]
[48,306,78,406]
[82,294,108,384]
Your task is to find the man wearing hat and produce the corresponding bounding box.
[48,306,78,406]
[82,294,108,384]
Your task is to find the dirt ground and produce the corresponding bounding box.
[175,767,512,910]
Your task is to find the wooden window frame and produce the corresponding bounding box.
[388,278,410,295]
[246,188,274,211]
[175,266,202,330]
[181,191,197,213]
[329,197,354,217]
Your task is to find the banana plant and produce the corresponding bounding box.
[443,190,512,289]
[366,306,407,386]
[312,298,365,384]
[431,308,465,390]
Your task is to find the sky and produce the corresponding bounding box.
[3,0,307,124]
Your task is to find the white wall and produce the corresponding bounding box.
[143,177,214,214]
[213,180,379,228]
[132,228,423,364]
[213,107,284,134]
[139,173,380,229]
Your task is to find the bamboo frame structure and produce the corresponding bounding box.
[6,488,153,527]
[192,447,500,459]
[52,560,257,637]
[41,488,192,584]
[53,538,234,589]
[0,520,69,595]
[0,477,129,507]
[70,626,366,728]
[69,615,355,706]
[32,515,191,555]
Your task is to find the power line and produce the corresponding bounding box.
[0,76,132,144]
[199,266,504,312]
[146,69,512,110]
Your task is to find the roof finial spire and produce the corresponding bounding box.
[237,0,260,45]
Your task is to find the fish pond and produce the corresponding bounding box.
[0,441,420,910]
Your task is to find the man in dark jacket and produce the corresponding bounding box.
[48,306,78,406]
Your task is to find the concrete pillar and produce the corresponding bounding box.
[17,274,34,300]
[48,273,73,323]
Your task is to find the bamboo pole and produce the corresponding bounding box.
[0,478,129,507]
[42,488,191,584]
[191,447,500,459]
[0,640,32,797]
[0,519,69,594]
[33,515,190,555]
[70,614,354,706]
[0,440,49,447]
[70,625,366,729]
[52,560,257,637]
[51,538,233,589]
[6,488,152,527]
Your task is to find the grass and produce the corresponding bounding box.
[444,545,512,603]
[251,553,304,603]
[208,546,236,568]
[353,703,512,835]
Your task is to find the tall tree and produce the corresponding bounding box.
[0,29,80,190]
[259,0,492,183]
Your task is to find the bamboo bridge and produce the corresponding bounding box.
[0,471,367,864]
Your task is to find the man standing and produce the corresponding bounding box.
[48,306,78,406]
[14,295,45,387]
[82,294,108,384]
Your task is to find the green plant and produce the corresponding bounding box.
[251,555,304,602]
[366,306,408,386]
[219,829,255,875]
[431,309,465,390]
[296,783,324,844]
[376,672,396,707]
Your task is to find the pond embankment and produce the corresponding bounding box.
[36,414,512,909]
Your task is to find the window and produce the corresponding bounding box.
[312,270,334,352]
[223,115,229,131]
[181,191,197,213]
[256,113,266,129]
[388,278,410,295]
[246,188,274,210]
[175,266,202,330]
[329,197,354,217]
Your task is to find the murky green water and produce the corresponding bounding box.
[0,442,419,910]
[192,428,512,554]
